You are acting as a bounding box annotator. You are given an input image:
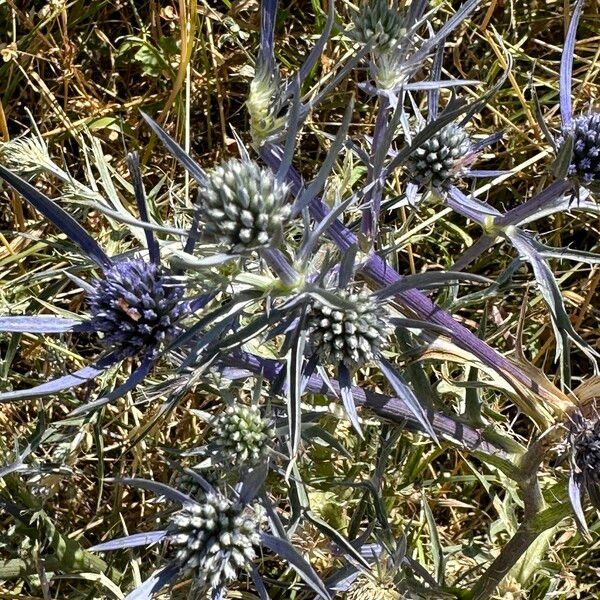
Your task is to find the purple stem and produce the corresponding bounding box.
[495,179,571,227]
[361,95,391,240]
[259,144,557,404]
[223,351,511,460]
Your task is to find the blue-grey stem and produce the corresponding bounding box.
[361,94,391,241]
[261,247,298,286]
[495,180,571,227]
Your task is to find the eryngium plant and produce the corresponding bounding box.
[167,494,263,589]
[88,259,184,359]
[198,158,290,252]
[307,289,390,370]
[406,123,473,188]
[212,403,273,467]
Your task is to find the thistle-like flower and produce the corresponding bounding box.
[198,159,290,253]
[406,124,473,189]
[306,289,390,371]
[167,494,263,589]
[88,259,184,359]
[346,573,401,600]
[0,155,207,410]
[557,113,600,186]
[567,411,600,533]
[348,0,406,55]
[213,403,273,467]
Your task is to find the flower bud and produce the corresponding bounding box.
[349,0,406,55]
[213,403,273,467]
[167,494,264,589]
[307,290,390,370]
[198,159,290,253]
[88,258,184,358]
[406,123,473,189]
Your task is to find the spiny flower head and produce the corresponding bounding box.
[306,289,390,370]
[570,414,600,484]
[346,573,402,600]
[349,0,406,55]
[198,159,290,253]
[406,123,473,189]
[167,494,263,589]
[213,403,273,467]
[558,113,600,186]
[88,258,184,358]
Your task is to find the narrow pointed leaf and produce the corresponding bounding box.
[69,357,153,416]
[107,477,195,505]
[260,532,332,599]
[140,112,207,185]
[560,0,584,129]
[0,164,112,269]
[123,565,180,600]
[0,354,119,403]
[377,357,438,442]
[569,472,589,537]
[375,271,492,300]
[338,364,363,438]
[287,325,307,459]
[90,531,167,552]
[127,152,160,265]
[0,316,90,333]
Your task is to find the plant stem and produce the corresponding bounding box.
[361,94,391,241]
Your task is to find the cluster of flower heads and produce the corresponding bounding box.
[167,493,264,589]
[87,259,184,359]
[558,113,600,186]
[349,0,406,54]
[198,159,290,253]
[306,290,390,370]
[212,403,273,467]
[406,123,473,189]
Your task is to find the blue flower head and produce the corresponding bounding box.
[555,0,600,190]
[88,259,184,359]
[0,153,207,411]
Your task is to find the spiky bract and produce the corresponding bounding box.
[247,57,285,145]
[88,259,184,358]
[560,113,600,185]
[349,0,406,54]
[407,123,472,188]
[306,290,390,370]
[167,494,263,589]
[214,403,273,467]
[198,159,290,253]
